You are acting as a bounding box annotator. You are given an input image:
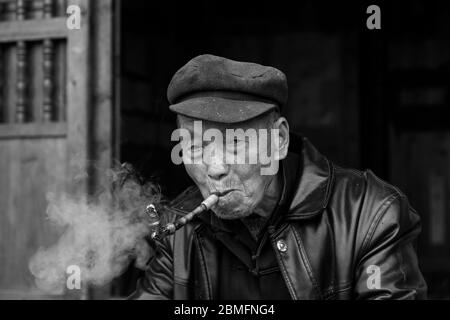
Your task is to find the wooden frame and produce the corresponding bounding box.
[0,122,66,139]
[0,18,67,42]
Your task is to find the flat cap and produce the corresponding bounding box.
[167,54,287,123]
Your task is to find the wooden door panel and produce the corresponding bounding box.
[0,137,66,290]
[0,0,114,299]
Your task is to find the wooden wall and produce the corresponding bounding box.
[0,0,115,299]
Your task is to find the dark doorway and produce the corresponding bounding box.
[116,0,450,299]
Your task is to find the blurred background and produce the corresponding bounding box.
[0,0,449,299]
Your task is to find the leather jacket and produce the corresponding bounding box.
[132,135,427,300]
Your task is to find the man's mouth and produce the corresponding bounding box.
[211,189,238,197]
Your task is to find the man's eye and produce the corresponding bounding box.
[230,138,243,146]
[225,139,245,155]
[190,145,202,152]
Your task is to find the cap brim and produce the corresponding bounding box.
[169,97,277,124]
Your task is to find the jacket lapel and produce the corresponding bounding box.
[270,224,322,299]
[192,225,219,299]
[269,136,335,299]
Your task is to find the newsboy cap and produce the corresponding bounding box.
[167,54,287,123]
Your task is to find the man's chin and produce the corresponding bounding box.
[211,206,252,220]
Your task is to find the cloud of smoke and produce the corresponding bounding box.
[28,163,161,295]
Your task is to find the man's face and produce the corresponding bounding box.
[177,113,287,220]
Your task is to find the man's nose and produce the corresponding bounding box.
[205,146,229,180]
[207,163,229,180]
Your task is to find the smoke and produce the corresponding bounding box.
[28,162,161,295]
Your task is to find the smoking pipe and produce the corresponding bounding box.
[145,193,220,242]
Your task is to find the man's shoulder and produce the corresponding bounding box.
[331,164,406,206]
[329,164,413,234]
[327,164,417,256]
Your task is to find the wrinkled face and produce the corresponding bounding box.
[177,113,288,219]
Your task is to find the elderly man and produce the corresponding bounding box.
[132,54,427,300]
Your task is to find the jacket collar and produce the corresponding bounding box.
[283,135,334,220]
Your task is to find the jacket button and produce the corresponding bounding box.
[276,239,287,252]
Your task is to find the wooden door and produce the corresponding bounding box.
[0,0,115,298]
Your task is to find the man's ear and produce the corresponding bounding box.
[273,117,289,160]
